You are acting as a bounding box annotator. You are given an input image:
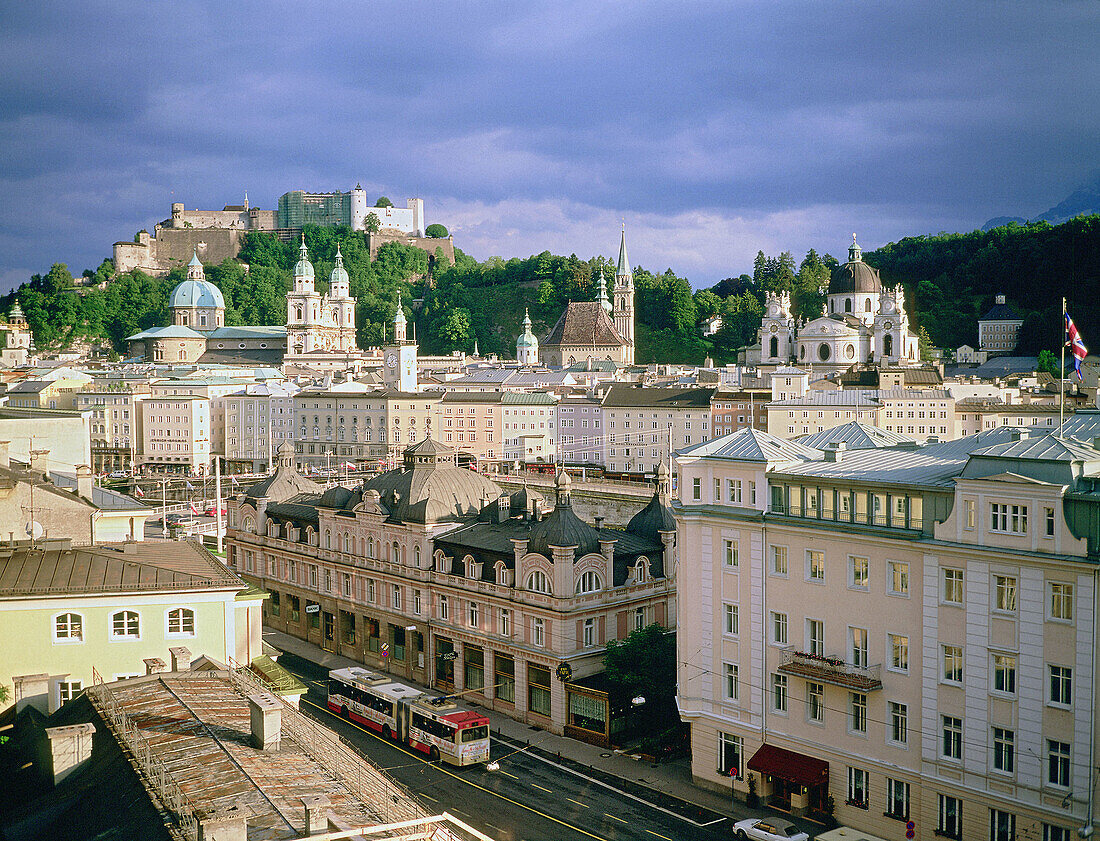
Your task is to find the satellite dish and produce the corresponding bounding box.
[25,520,44,539]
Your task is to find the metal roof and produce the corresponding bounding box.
[678,427,822,463]
[797,421,915,450]
[602,384,715,409]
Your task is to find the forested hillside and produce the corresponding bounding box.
[4,215,1099,366]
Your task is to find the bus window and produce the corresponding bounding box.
[461,725,488,743]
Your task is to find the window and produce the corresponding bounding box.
[692,477,700,500]
[770,545,788,576]
[890,634,909,672]
[1050,664,1072,706]
[993,654,1017,694]
[576,570,602,593]
[528,664,551,717]
[583,618,595,648]
[772,674,788,712]
[724,663,739,701]
[937,794,962,839]
[943,568,964,604]
[1045,826,1071,841]
[111,610,140,638]
[532,617,545,647]
[167,608,195,636]
[1046,506,1056,537]
[413,590,422,616]
[849,692,867,733]
[990,810,1015,841]
[807,619,824,656]
[889,702,908,745]
[468,601,479,628]
[54,613,83,642]
[1050,582,1074,621]
[527,570,552,595]
[847,767,869,808]
[634,606,646,630]
[964,498,976,529]
[850,627,868,668]
[888,561,909,596]
[724,539,738,567]
[807,549,825,581]
[885,778,909,819]
[58,680,83,706]
[995,575,1017,612]
[993,727,1015,773]
[1048,740,1071,787]
[439,594,449,620]
[849,556,869,589]
[723,603,739,635]
[726,479,742,503]
[368,579,376,603]
[719,732,743,778]
[942,715,962,760]
[392,585,401,611]
[499,608,511,637]
[943,645,964,683]
[991,502,1027,534]
[807,681,824,722]
[714,477,720,501]
[771,611,788,645]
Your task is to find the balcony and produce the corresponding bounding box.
[777,650,882,691]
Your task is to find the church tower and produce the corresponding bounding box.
[516,308,539,365]
[327,245,358,352]
[613,226,635,364]
[286,236,320,354]
[383,294,417,391]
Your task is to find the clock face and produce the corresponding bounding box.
[883,321,892,330]
[769,324,779,333]
[386,353,398,369]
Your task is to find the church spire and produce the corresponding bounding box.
[616,224,631,279]
[849,233,862,263]
[595,267,612,313]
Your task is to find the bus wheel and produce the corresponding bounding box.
[341,705,348,719]
[429,746,440,763]
[382,725,392,741]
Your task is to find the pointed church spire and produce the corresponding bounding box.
[188,250,202,267]
[616,224,631,278]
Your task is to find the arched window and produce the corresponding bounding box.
[634,558,649,583]
[342,533,350,553]
[883,334,894,357]
[496,562,510,586]
[392,541,400,564]
[845,298,852,313]
[167,607,195,636]
[414,545,421,567]
[527,570,552,595]
[865,298,872,312]
[55,612,83,641]
[575,570,602,594]
[111,610,140,639]
[368,536,374,558]
[242,515,255,533]
[769,336,779,358]
[325,531,331,549]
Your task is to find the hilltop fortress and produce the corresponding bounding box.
[114,186,452,276]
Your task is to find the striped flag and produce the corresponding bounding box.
[1066,311,1088,380]
[186,481,195,491]
[133,486,145,498]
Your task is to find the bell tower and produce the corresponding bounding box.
[613,225,635,364]
[383,294,417,391]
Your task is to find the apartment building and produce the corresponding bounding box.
[710,387,768,438]
[768,388,955,442]
[675,425,1099,841]
[139,395,211,474]
[556,393,606,466]
[223,381,298,472]
[148,377,252,455]
[602,385,715,477]
[227,439,676,744]
[878,388,956,441]
[75,384,149,473]
[956,398,1064,436]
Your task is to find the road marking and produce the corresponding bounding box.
[499,770,520,779]
[421,794,438,803]
[300,699,610,841]
[566,798,589,808]
[699,818,725,826]
[646,831,673,840]
[605,814,628,824]
[531,783,553,793]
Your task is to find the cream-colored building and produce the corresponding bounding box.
[956,398,1063,436]
[675,425,1100,841]
[139,394,211,474]
[768,388,955,442]
[601,385,715,477]
[979,295,1024,355]
[223,381,299,472]
[439,390,556,465]
[75,383,149,473]
[2,538,265,714]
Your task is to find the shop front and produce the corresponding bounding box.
[747,743,829,817]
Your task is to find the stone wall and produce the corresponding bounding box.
[494,476,652,527]
[367,232,455,265]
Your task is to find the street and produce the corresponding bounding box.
[277,652,734,841]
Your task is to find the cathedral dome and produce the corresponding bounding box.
[170,277,225,310]
[330,246,349,287]
[828,234,881,296]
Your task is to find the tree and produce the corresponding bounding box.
[1037,349,1060,376]
[375,196,393,208]
[364,212,380,234]
[425,223,449,238]
[603,624,677,734]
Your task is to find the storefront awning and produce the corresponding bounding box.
[747,743,829,788]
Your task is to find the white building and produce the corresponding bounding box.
[979,294,1024,355]
[139,395,211,475]
[223,381,299,472]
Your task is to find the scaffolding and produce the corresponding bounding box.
[277,191,352,229]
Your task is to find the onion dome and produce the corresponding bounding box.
[294,236,315,279]
[526,469,601,557]
[330,245,349,287]
[627,462,676,543]
[517,309,538,348]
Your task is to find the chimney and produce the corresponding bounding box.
[248,693,282,751]
[76,464,94,500]
[30,448,50,479]
[824,442,846,463]
[593,515,604,530]
[197,805,248,841]
[301,795,331,836]
[169,646,191,672]
[144,657,167,676]
[45,722,96,785]
[12,673,50,715]
[0,440,9,468]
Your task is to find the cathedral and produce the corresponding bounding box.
[538,228,636,367]
[752,235,919,373]
[286,238,358,355]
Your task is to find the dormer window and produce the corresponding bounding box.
[575,570,602,594]
[527,570,552,595]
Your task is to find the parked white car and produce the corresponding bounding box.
[732,818,810,841]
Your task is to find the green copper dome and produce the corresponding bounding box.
[294,237,315,278]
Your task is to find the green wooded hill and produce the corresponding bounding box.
[4,215,1099,366]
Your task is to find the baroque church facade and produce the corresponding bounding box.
[753,235,919,372]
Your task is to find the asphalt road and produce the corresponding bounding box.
[277,651,735,841]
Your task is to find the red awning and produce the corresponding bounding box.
[747,743,829,788]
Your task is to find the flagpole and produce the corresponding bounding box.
[1060,297,1066,437]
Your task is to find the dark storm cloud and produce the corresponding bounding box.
[1,0,1096,291]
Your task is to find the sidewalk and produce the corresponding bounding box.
[262,628,735,821]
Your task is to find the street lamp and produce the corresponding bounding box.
[632,695,646,707]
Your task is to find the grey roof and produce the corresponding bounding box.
[245,444,324,503]
[797,422,915,450]
[626,485,677,543]
[565,359,619,373]
[679,427,822,463]
[8,380,52,393]
[603,384,715,409]
[0,540,243,597]
[829,257,882,295]
[543,301,626,348]
[980,301,1024,322]
[969,434,1100,463]
[1044,410,1100,444]
[170,277,225,310]
[964,356,1042,378]
[197,349,286,366]
[207,325,287,339]
[50,471,151,511]
[768,390,883,408]
[124,325,205,341]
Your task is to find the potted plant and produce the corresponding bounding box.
[746,773,759,808]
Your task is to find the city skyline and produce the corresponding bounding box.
[1,0,1096,293]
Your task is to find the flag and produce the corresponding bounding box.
[133,486,144,498]
[1066,311,1088,380]
[190,503,200,515]
[344,461,355,470]
[186,481,195,491]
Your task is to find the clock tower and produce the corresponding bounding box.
[383,294,418,392]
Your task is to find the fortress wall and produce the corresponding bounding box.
[367,232,455,264]
[173,209,251,229]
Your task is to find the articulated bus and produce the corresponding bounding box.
[327,667,490,766]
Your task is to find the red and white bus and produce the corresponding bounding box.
[327,667,490,766]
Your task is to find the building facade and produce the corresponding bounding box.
[138,395,211,475]
[979,295,1024,355]
[601,385,715,477]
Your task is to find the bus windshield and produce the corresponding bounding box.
[460,725,489,743]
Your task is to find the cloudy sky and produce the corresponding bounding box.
[1,0,1096,293]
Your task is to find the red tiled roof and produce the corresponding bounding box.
[748,743,829,787]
